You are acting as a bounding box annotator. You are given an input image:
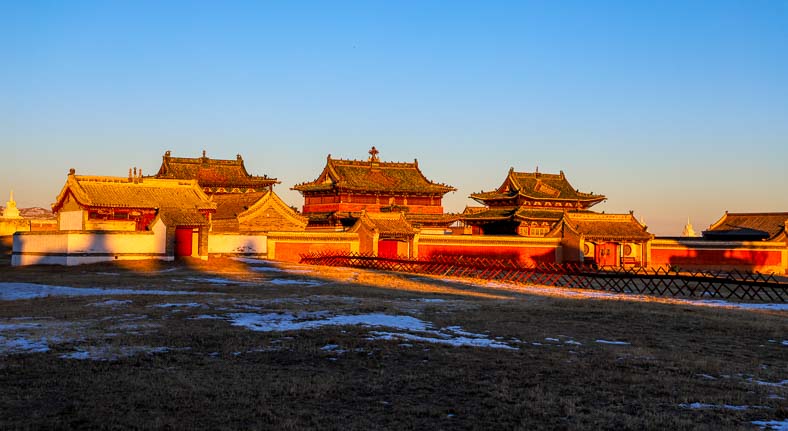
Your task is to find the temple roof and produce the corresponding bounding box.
[470,169,605,204]
[554,212,652,241]
[703,212,788,241]
[210,191,271,220]
[52,172,216,213]
[292,149,455,195]
[351,212,416,236]
[153,151,279,191]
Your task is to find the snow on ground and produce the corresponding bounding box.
[0,283,218,301]
[151,302,203,309]
[748,378,788,388]
[0,336,51,354]
[232,257,313,273]
[203,311,519,350]
[478,280,788,311]
[752,419,788,430]
[269,279,324,287]
[89,299,132,307]
[596,339,631,345]
[0,318,87,356]
[60,345,177,361]
[679,402,762,411]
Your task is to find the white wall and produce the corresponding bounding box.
[12,221,169,266]
[208,233,267,256]
[59,211,83,230]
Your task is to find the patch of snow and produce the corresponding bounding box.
[693,300,788,311]
[697,374,717,380]
[268,279,323,286]
[89,299,132,307]
[545,337,559,342]
[0,336,50,354]
[369,331,517,350]
[219,312,518,350]
[184,277,249,285]
[679,402,756,411]
[190,314,224,320]
[752,420,788,431]
[151,302,202,308]
[596,339,630,345]
[767,394,785,400]
[0,282,216,301]
[412,298,447,303]
[564,340,582,345]
[60,345,175,361]
[748,378,788,387]
[782,340,788,346]
[0,322,42,331]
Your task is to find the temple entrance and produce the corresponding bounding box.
[596,242,618,267]
[378,239,399,258]
[175,228,194,257]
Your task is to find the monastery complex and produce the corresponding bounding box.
[4,148,787,274]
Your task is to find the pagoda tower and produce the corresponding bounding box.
[3,191,21,218]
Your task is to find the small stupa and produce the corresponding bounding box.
[2,190,21,219]
[681,217,697,237]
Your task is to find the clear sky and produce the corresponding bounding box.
[2,1,786,235]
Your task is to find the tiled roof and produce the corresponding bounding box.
[158,208,209,226]
[514,209,571,222]
[461,207,517,221]
[561,213,652,241]
[352,212,416,236]
[53,174,216,212]
[470,169,604,204]
[405,213,461,224]
[293,154,455,195]
[210,191,270,220]
[704,212,788,241]
[153,151,279,190]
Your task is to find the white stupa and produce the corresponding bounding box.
[681,217,697,237]
[2,190,21,218]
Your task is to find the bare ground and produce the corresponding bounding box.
[0,257,785,430]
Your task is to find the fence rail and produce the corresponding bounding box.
[299,252,788,303]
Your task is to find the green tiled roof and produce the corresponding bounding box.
[470,169,605,204]
[153,151,279,191]
[293,156,455,195]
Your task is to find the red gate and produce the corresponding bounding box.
[596,242,618,267]
[175,228,193,257]
[378,240,399,258]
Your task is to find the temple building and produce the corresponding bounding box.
[153,150,279,194]
[463,168,605,236]
[292,147,456,231]
[703,212,788,242]
[547,212,653,266]
[51,169,216,258]
[210,190,308,233]
[152,150,306,234]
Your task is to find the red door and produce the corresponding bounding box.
[378,240,399,258]
[596,242,618,267]
[175,228,193,257]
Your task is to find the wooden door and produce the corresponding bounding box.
[378,240,399,258]
[175,228,193,257]
[596,242,618,267]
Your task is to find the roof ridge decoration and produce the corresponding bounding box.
[292,148,456,194]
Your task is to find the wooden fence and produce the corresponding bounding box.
[299,252,787,303]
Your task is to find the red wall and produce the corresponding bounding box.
[651,247,782,269]
[274,242,352,263]
[419,244,557,265]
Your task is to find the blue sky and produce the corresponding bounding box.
[2,1,786,235]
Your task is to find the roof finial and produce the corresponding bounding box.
[202,150,207,158]
[368,146,380,162]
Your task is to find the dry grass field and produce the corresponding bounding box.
[1,257,786,430]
